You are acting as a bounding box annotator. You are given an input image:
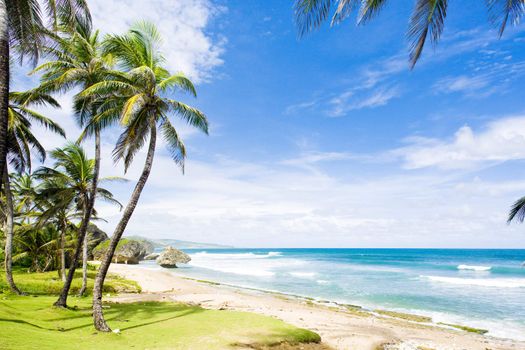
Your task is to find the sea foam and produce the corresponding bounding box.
[423,275,525,288]
[457,264,491,271]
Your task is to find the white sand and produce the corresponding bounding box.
[108,263,525,350]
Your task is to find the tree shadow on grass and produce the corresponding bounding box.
[26,302,205,333]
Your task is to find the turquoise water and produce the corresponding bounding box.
[146,249,525,340]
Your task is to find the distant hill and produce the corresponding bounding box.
[125,236,233,250]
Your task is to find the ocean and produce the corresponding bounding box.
[144,248,525,340]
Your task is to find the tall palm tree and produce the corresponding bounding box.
[35,143,121,303]
[33,17,115,303]
[293,0,525,67]
[0,0,90,190]
[81,22,208,331]
[3,90,65,294]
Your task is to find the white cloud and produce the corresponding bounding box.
[329,87,400,117]
[93,151,525,248]
[89,0,226,83]
[433,75,490,95]
[393,116,525,169]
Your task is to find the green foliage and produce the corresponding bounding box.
[0,295,321,350]
[293,0,525,67]
[0,268,140,295]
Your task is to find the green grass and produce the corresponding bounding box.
[0,295,321,350]
[0,269,322,349]
[0,267,141,295]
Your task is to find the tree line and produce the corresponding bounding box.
[1,0,207,331]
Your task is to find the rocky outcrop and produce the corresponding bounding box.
[86,224,109,259]
[156,247,191,268]
[144,253,159,260]
[93,239,150,264]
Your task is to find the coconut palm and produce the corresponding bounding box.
[293,0,525,67]
[80,22,208,331]
[508,196,525,224]
[35,143,121,303]
[0,0,91,190]
[33,17,115,303]
[3,90,65,294]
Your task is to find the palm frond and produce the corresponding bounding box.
[407,0,448,68]
[487,0,525,36]
[508,196,525,223]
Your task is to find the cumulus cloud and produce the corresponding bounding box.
[89,0,226,83]
[93,150,525,248]
[393,116,525,169]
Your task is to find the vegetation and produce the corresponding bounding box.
[0,267,140,295]
[0,271,321,350]
[293,0,525,67]
[1,0,206,333]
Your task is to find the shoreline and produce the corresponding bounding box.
[106,263,525,350]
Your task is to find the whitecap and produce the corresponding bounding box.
[289,272,316,278]
[422,275,525,288]
[457,264,491,271]
[316,280,331,285]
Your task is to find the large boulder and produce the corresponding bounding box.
[156,247,191,268]
[93,239,147,264]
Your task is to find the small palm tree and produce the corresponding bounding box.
[293,0,525,67]
[0,0,91,190]
[3,90,65,294]
[33,16,115,303]
[82,22,209,331]
[35,143,121,303]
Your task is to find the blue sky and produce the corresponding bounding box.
[14,0,525,247]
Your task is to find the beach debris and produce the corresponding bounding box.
[156,246,191,268]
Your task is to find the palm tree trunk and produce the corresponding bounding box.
[78,230,88,296]
[0,1,9,192]
[93,125,157,332]
[60,219,66,282]
[78,127,101,297]
[54,192,92,307]
[54,128,101,306]
[3,165,22,295]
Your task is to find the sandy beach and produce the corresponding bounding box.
[107,263,525,350]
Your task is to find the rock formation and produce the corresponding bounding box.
[156,246,191,268]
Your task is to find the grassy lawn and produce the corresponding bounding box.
[0,269,322,349]
[0,267,141,295]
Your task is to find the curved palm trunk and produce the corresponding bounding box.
[78,128,101,296]
[0,1,8,192]
[93,126,157,331]
[3,166,22,295]
[55,129,101,305]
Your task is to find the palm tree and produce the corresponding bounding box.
[293,0,525,67]
[33,17,115,302]
[508,196,525,224]
[35,143,121,303]
[3,90,65,294]
[0,0,90,190]
[80,22,208,331]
